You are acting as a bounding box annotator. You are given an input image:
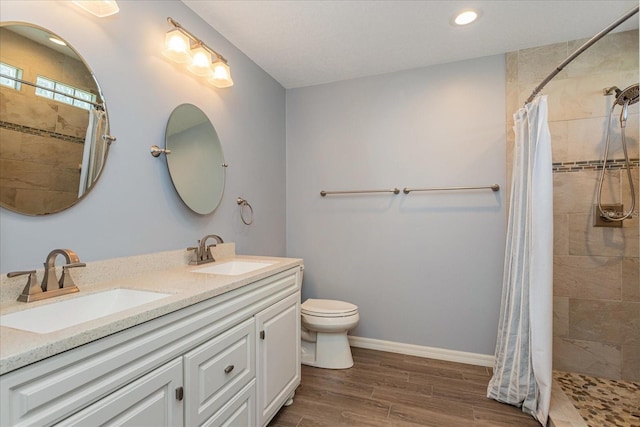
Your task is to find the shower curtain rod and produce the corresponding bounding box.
[525,5,639,105]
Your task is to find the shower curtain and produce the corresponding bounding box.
[487,95,553,425]
[78,106,107,197]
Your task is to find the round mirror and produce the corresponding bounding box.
[0,22,111,216]
[165,104,225,214]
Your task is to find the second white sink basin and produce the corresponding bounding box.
[193,260,274,276]
[0,289,171,334]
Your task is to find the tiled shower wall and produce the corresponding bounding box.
[506,30,639,381]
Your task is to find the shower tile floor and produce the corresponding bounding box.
[553,371,640,427]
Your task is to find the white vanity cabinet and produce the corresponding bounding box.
[0,266,302,427]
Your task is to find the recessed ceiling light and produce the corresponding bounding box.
[453,10,479,26]
[48,37,67,46]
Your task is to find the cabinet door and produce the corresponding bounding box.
[57,358,183,427]
[255,291,300,426]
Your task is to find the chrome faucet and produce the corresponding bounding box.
[7,249,86,302]
[188,234,224,265]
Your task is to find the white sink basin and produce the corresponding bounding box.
[0,289,171,334]
[193,260,274,276]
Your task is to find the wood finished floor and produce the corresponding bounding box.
[268,347,542,427]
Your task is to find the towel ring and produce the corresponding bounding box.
[237,197,254,225]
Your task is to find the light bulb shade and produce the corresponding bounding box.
[162,30,192,63]
[72,0,119,17]
[208,60,234,88]
[187,46,213,77]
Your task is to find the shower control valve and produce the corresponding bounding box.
[593,204,624,228]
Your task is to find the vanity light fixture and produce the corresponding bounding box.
[71,0,120,18]
[453,9,479,26]
[163,17,234,88]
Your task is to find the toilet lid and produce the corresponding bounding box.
[301,299,358,317]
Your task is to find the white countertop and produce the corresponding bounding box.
[0,252,303,375]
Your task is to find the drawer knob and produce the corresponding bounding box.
[175,386,184,401]
[224,364,235,374]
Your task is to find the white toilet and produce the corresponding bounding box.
[300,298,359,369]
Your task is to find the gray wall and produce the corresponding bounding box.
[286,56,507,355]
[2,1,508,357]
[0,1,286,272]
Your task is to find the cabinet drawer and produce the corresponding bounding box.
[202,380,255,427]
[184,318,255,426]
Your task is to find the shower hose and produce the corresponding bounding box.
[596,98,637,221]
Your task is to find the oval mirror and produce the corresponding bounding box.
[165,104,225,214]
[0,22,111,216]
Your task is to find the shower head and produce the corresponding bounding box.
[614,83,639,106]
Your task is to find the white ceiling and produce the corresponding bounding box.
[182,1,639,89]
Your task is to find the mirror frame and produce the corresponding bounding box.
[0,21,112,216]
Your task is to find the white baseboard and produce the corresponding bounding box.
[348,335,495,367]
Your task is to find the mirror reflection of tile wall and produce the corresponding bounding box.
[0,27,97,213]
[506,30,639,381]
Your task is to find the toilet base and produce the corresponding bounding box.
[301,331,353,369]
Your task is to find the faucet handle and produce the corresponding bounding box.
[59,263,86,288]
[7,270,43,300]
[7,270,37,279]
[187,246,201,264]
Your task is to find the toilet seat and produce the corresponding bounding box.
[301,299,358,318]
